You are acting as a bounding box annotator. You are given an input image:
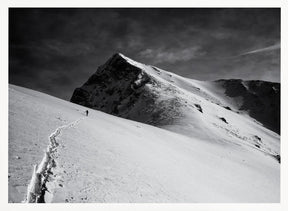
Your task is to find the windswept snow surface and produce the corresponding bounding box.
[9,84,279,202]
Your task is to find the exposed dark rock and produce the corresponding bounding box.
[194,104,203,113]
[219,117,228,124]
[224,106,232,110]
[216,79,280,134]
[254,135,262,142]
[274,154,281,163]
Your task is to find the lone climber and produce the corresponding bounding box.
[85,110,89,116]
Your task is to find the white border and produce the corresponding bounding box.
[2,0,285,7]
[1,1,287,211]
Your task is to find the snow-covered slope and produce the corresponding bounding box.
[71,53,280,159]
[9,84,279,202]
[193,79,280,134]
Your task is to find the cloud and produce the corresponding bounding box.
[44,40,95,57]
[239,43,280,56]
[9,8,280,100]
[139,46,206,64]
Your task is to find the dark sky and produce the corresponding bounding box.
[9,8,280,100]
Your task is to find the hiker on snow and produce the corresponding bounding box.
[85,110,89,116]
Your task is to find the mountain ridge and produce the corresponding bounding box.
[71,53,280,134]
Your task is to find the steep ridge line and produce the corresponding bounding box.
[24,118,83,203]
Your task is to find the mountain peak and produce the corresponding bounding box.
[114,52,127,58]
[104,52,128,64]
[103,52,148,73]
[71,54,280,136]
[108,52,135,64]
[110,52,127,60]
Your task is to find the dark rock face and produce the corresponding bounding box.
[217,79,280,134]
[71,53,149,108]
[70,53,183,126]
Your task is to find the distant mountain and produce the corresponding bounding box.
[215,79,280,134]
[71,53,280,158]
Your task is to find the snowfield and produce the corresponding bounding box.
[9,84,279,203]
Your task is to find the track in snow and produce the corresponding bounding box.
[24,118,83,203]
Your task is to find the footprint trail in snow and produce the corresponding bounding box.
[25,118,83,203]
